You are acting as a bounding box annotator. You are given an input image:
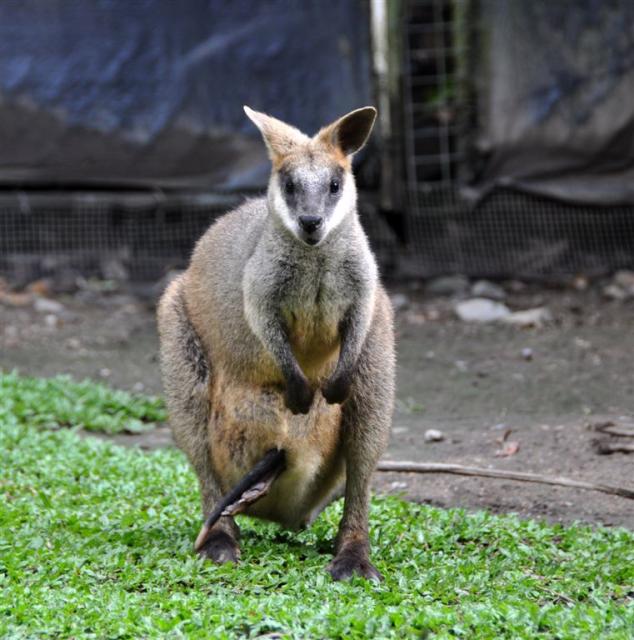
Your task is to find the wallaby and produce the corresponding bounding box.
[157,105,395,581]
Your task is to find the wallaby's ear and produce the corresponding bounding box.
[244,106,308,164]
[316,106,377,157]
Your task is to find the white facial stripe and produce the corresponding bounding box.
[269,178,298,236]
[324,173,356,236]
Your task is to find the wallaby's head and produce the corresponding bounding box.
[244,105,376,246]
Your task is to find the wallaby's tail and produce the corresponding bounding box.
[194,449,286,551]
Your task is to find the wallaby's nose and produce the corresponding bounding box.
[298,215,323,234]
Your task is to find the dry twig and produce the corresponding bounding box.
[376,461,634,500]
[591,421,634,438]
[593,441,634,455]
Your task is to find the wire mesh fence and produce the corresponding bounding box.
[1,0,634,285]
[400,187,634,278]
[399,0,634,279]
[0,190,400,285]
[0,192,238,284]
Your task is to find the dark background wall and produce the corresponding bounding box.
[0,0,372,190]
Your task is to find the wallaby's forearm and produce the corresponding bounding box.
[246,300,315,414]
[323,295,374,404]
[262,314,303,380]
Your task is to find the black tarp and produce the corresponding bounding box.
[0,0,371,191]
[465,0,634,205]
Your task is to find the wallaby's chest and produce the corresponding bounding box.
[280,266,347,374]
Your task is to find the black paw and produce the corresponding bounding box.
[197,530,240,564]
[326,544,383,582]
[322,373,352,405]
[284,376,314,415]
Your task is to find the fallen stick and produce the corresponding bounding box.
[593,441,634,455]
[376,461,634,500]
[592,422,634,438]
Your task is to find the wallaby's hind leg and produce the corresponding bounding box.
[327,293,395,581]
[157,276,240,563]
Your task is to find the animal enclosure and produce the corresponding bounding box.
[1,0,634,283]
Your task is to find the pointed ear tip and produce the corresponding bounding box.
[348,106,377,127]
[244,105,263,127]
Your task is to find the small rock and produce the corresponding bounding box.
[99,368,112,379]
[44,314,59,328]
[495,441,520,457]
[424,429,445,442]
[503,307,552,328]
[33,296,65,314]
[603,284,627,301]
[455,298,511,323]
[426,275,469,296]
[100,257,129,282]
[389,481,408,490]
[607,269,634,300]
[471,280,506,301]
[572,275,589,291]
[574,337,591,350]
[613,270,634,294]
[521,347,533,361]
[390,293,410,312]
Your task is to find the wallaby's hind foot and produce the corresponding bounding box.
[327,534,383,582]
[197,519,241,564]
[195,449,286,553]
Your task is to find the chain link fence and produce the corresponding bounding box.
[1,0,634,284]
[399,0,634,278]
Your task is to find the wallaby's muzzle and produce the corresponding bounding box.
[298,215,325,245]
[298,215,323,234]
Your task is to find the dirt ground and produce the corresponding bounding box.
[1,278,633,529]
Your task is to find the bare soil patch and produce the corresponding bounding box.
[2,280,632,528]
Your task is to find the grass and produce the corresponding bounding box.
[1,377,633,638]
[0,371,166,434]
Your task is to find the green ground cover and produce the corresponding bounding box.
[0,371,166,434]
[0,373,632,638]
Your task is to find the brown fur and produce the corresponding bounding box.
[157,106,394,580]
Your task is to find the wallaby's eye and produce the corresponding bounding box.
[284,180,295,196]
[329,179,340,194]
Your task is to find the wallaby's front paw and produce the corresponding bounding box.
[284,376,314,415]
[322,374,352,405]
[197,529,240,564]
[327,542,383,582]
